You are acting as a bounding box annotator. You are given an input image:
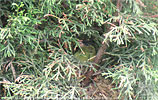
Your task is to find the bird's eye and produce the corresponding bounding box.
[84,43,89,46]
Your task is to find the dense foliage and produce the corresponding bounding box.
[0,0,158,99]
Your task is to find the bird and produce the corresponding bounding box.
[74,40,96,62]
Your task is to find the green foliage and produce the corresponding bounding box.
[0,0,158,100]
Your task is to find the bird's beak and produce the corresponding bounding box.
[78,40,85,47]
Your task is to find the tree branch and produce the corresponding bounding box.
[81,41,109,86]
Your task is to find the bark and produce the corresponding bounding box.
[81,41,109,86]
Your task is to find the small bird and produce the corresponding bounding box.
[74,40,96,62]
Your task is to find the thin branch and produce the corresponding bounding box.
[136,0,146,7]
[116,0,123,11]
[82,41,109,86]
[5,58,16,80]
[10,61,16,80]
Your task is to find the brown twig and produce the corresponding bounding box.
[81,9,120,86]
[116,0,123,11]
[136,0,146,7]
[5,58,16,80]
[82,41,109,86]
[144,15,158,18]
